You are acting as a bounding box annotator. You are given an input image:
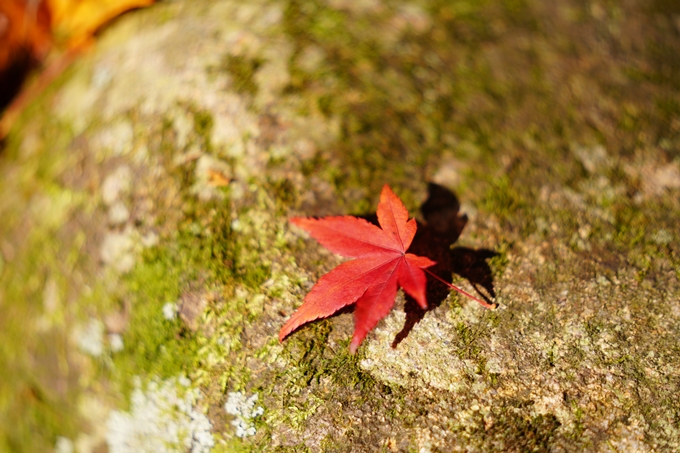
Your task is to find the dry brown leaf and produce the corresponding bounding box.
[207,169,232,187]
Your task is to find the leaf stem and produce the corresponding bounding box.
[424,268,496,309]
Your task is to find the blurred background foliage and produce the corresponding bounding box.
[0,0,155,132]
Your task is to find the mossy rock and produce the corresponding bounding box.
[1,0,679,452]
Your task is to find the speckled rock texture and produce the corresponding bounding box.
[1,0,679,452]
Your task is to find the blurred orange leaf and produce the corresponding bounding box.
[1,0,155,137]
[0,0,51,70]
[45,0,155,47]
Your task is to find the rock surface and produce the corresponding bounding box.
[1,0,679,452]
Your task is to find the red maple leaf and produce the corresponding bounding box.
[279,185,436,353]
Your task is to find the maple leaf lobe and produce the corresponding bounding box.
[280,185,435,352]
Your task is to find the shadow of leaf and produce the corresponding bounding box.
[391,183,497,348]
